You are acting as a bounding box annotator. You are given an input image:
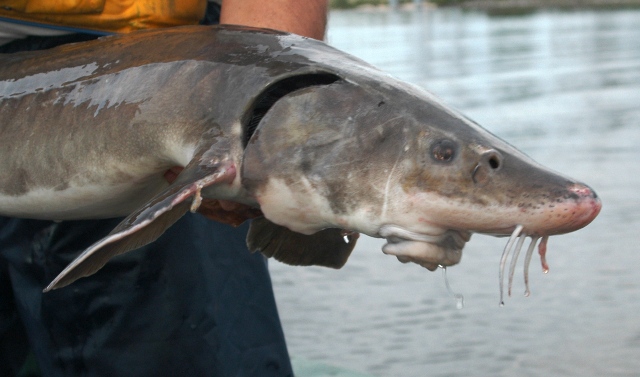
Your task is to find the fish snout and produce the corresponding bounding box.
[525,182,602,236]
[568,182,599,201]
[471,149,503,184]
[566,182,602,229]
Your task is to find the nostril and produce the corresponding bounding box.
[483,149,503,171]
[472,149,503,184]
[488,156,500,169]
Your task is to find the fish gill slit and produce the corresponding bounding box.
[242,73,341,147]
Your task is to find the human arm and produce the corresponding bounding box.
[220,0,328,40]
[166,0,328,225]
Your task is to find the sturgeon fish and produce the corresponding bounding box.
[0,25,601,300]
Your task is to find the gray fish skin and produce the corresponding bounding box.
[0,25,601,290]
[0,26,270,218]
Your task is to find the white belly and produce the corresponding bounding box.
[0,175,169,220]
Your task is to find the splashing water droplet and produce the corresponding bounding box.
[439,265,464,309]
[340,230,358,244]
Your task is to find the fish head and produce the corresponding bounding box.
[242,65,601,271]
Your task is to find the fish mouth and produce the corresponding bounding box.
[377,184,601,304]
[378,225,472,271]
[377,222,579,306]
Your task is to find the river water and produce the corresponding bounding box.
[270,7,640,377]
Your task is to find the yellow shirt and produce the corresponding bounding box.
[0,0,207,33]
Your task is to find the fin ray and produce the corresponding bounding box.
[44,160,236,291]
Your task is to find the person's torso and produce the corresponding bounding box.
[0,0,207,36]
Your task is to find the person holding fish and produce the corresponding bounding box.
[0,1,326,376]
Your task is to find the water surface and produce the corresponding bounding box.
[272,7,640,377]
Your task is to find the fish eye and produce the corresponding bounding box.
[430,139,457,163]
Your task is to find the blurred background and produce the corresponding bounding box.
[271,1,640,376]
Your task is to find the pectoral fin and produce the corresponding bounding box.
[44,160,237,292]
[247,217,359,269]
